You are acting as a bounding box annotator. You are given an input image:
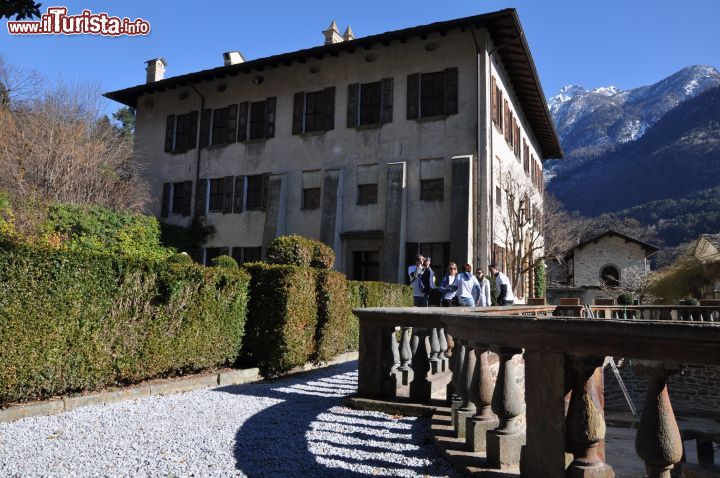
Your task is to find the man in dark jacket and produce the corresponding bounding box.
[420,257,437,304]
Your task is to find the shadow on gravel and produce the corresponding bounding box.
[213,360,458,478]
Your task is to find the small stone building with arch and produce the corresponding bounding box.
[568,229,658,289]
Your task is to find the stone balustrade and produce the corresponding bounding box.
[555,304,720,322]
[355,306,720,477]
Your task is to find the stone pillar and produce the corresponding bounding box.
[409,328,431,402]
[358,323,397,399]
[455,345,477,439]
[382,327,400,399]
[382,162,406,283]
[261,173,287,256]
[520,351,568,477]
[635,361,683,478]
[397,327,413,385]
[450,155,473,267]
[565,355,614,478]
[487,347,526,470]
[450,340,466,426]
[429,328,441,373]
[319,168,343,270]
[438,328,449,372]
[466,346,498,452]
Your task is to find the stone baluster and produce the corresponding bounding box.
[450,340,467,427]
[466,345,498,452]
[397,327,413,385]
[445,332,454,359]
[380,327,400,399]
[446,334,458,406]
[565,355,613,477]
[487,347,526,469]
[635,361,683,478]
[455,345,477,439]
[429,328,442,373]
[438,328,449,372]
[409,328,431,403]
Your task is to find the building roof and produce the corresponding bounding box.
[701,234,720,249]
[571,229,660,256]
[103,9,563,159]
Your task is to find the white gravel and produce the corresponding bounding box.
[0,361,459,477]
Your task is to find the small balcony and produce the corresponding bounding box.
[351,304,720,477]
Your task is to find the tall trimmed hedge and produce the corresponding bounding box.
[266,235,335,269]
[242,263,318,377]
[0,243,249,405]
[314,270,351,363]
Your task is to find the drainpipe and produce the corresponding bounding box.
[189,82,205,218]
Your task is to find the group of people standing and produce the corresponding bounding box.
[408,254,515,307]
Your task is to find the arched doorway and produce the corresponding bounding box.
[600,265,620,287]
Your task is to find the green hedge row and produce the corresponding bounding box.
[0,243,249,405]
[266,234,335,269]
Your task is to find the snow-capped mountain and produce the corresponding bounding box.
[548,65,720,160]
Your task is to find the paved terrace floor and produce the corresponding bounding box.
[1,360,717,477]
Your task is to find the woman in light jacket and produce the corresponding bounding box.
[476,270,492,306]
[439,262,459,307]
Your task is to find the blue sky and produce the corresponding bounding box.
[2,0,718,115]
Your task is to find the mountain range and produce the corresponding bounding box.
[545,65,720,247]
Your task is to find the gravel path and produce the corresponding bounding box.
[0,361,459,477]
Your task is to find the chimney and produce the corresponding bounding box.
[223,51,245,66]
[322,20,343,45]
[342,25,355,42]
[145,58,167,83]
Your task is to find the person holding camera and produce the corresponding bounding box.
[408,254,427,306]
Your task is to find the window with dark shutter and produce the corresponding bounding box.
[356,163,378,205]
[347,83,359,128]
[172,181,191,216]
[420,179,444,201]
[359,81,381,126]
[173,111,198,153]
[292,92,304,135]
[380,77,393,124]
[496,87,504,132]
[233,176,244,213]
[523,140,530,174]
[223,176,234,213]
[246,175,264,209]
[209,178,224,212]
[262,174,270,209]
[302,88,334,133]
[195,178,207,216]
[504,101,511,144]
[420,71,445,118]
[161,182,171,217]
[407,73,419,119]
[225,104,237,144]
[249,101,266,140]
[323,87,335,131]
[444,67,458,115]
[302,188,321,210]
[212,107,229,145]
[357,184,377,205]
[199,109,211,147]
[491,76,498,125]
[237,102,249,142]
[164,115,175,152]
[265,97,276,138]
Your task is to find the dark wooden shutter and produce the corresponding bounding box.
[195,178,207,217]
[223,176,234,213]
[187,111,198,150]
[161,182,171,217]
[237,102,249,142]
[324,86,335,131]
[233,176,244,213]
[164,115,175,152]
[199,109,211,148]
[261,173,270,210]
[347,83,359,128]
[182,181,192,216]
[292,92,304,134]
[226,104,238,144]
[407,74,419,119]
[444,67,458,115]
[380,78,394,124]
[265,97,276,138]
[491,76,497,124]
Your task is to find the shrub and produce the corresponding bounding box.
[266,234,335,269]
[241,263,318,376]
[617,292,634,305]
[42,204,175,260]
[212,254,238,269]
[314,270,351,363]
[533,262,546,298]
[0,242,249,405]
